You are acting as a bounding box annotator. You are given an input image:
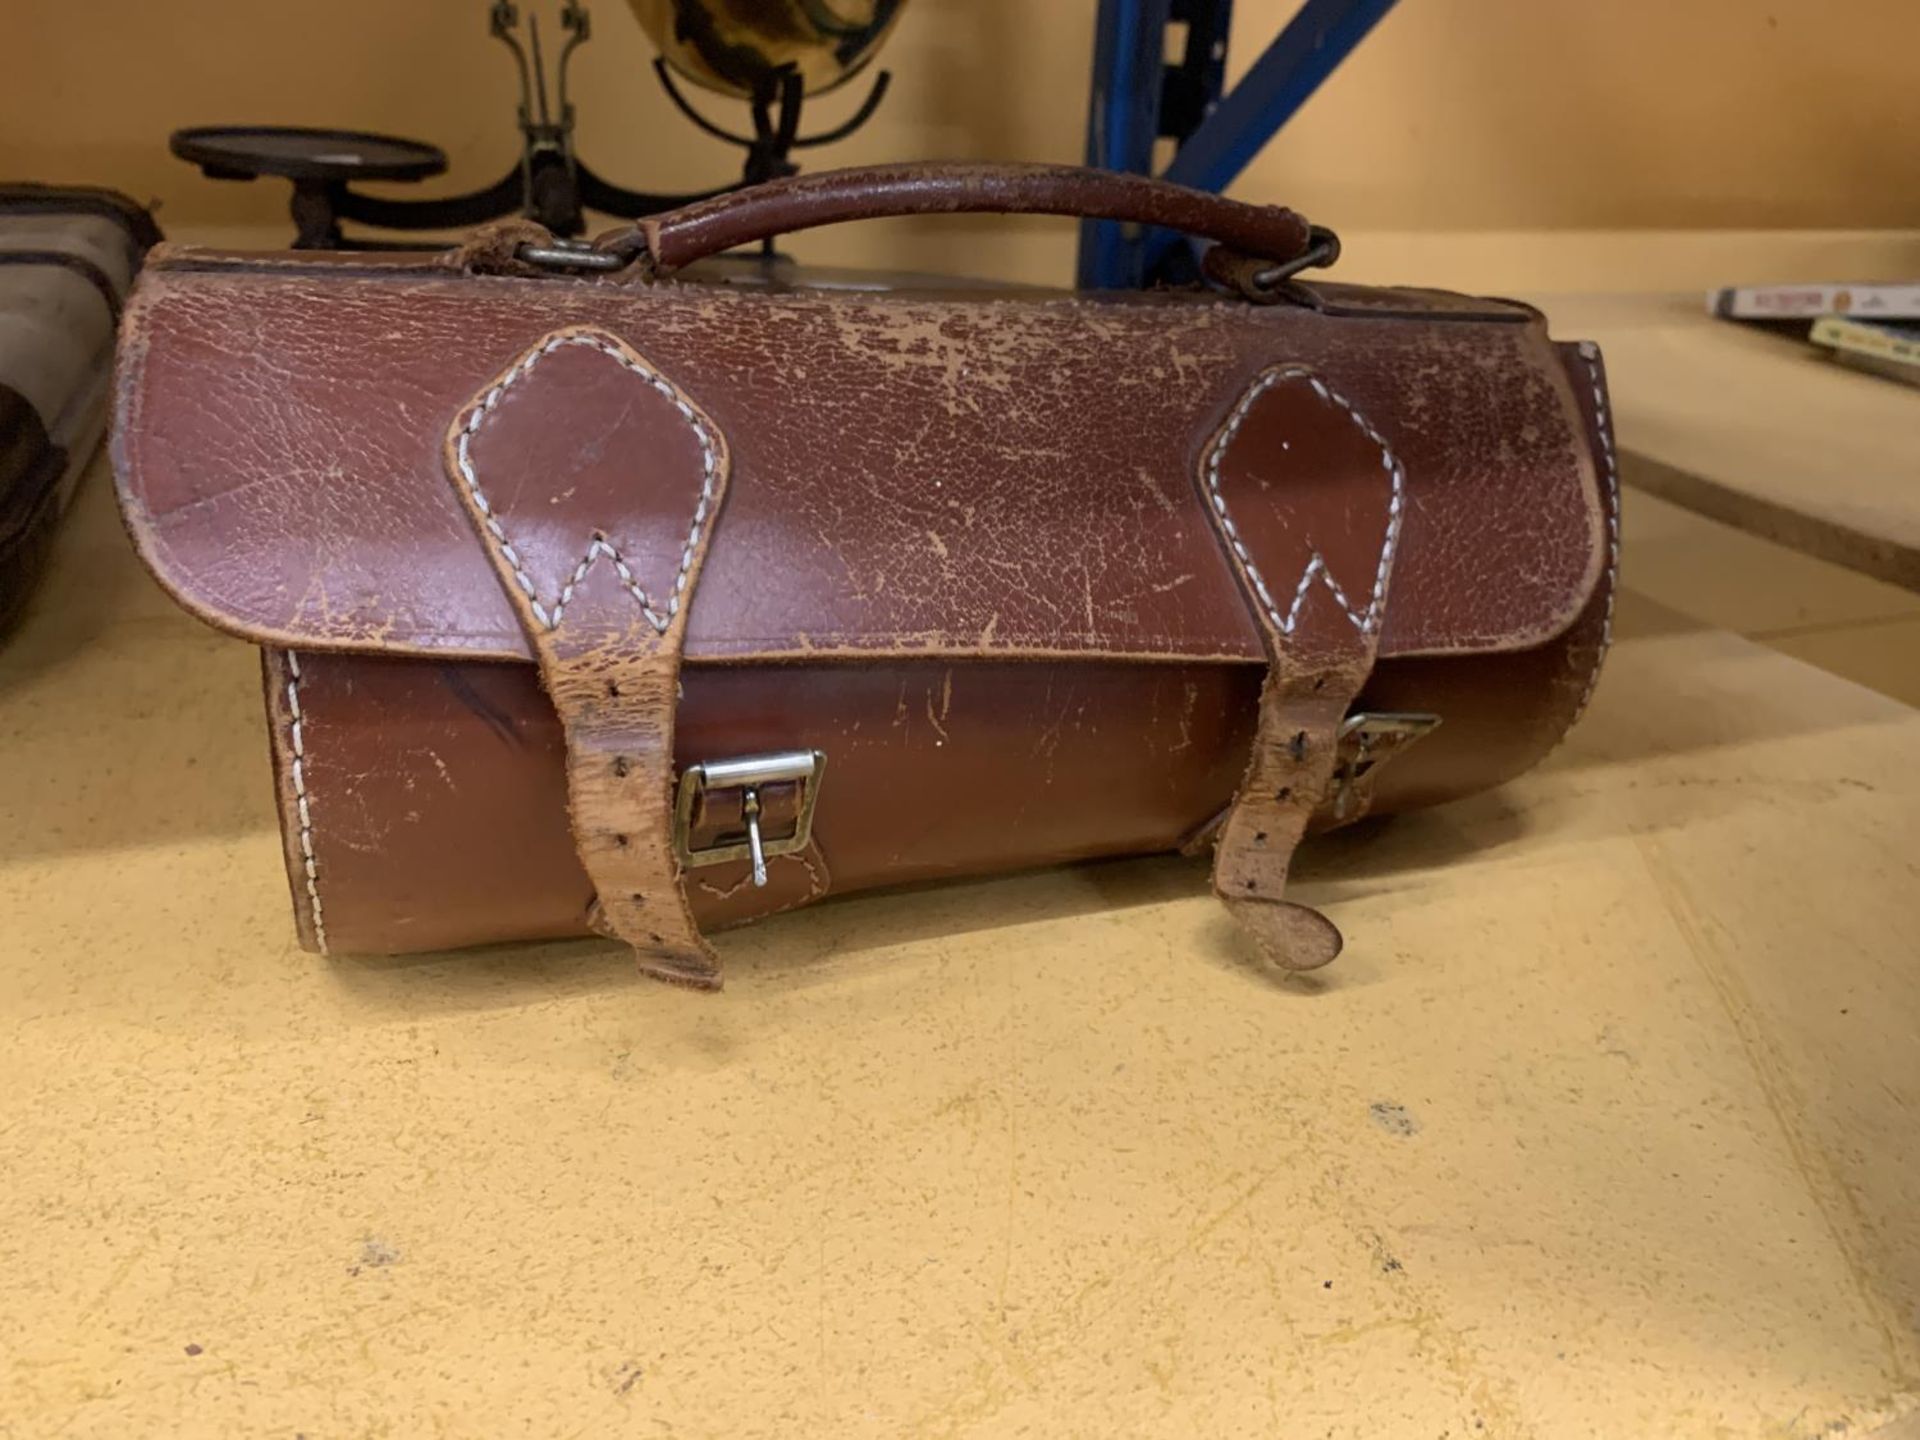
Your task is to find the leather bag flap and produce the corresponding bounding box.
[113,252,1607,666]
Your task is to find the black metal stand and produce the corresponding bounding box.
[652,58,890,257]
[170,0,892,250]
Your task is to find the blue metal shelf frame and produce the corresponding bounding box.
[1078,0,1399,289]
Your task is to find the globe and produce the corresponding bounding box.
[628,0,910,99]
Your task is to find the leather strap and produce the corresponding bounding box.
[443,326,733,988]
[1198,365,1404,971]
[624,162,1313,272]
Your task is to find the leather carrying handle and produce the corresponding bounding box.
[627,162,1314,273]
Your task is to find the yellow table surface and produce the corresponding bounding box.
[1528,292,1920,592]
[2,453,1918,1437]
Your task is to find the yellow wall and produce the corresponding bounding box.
[6,0,1917,284]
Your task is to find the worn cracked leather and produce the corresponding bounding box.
[109,163,1621,979]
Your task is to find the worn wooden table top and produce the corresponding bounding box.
[1537,291,1920,592]
[2,450,1917,1437]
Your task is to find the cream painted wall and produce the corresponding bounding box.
[5,0,1917,284]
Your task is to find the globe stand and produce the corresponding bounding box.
[652,58,890,257]
[169,0,892,250]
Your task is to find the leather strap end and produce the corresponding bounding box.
[586,896,723,990]
[1220,894,1343,973]
[638,954,724,991]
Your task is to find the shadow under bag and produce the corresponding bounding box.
[111,163,1619,989]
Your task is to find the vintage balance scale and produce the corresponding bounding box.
[170,0,908,249]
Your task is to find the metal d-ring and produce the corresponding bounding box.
[1249,225,1343,291]
[513,238,629,272]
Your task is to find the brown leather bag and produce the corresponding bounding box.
[111,163,1619,988]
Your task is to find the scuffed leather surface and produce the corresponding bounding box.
[113,256,1603,666]
[111,237,1622,960]
[248,344,1617,959]
[269,653,1259,955]
[257,354,1619,965]
[261,576,1615,959]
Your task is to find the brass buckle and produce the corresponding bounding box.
[673,749,825,888]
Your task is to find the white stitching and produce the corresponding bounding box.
[1204,366,1406,637]
[450,331,719,634]
[1570,342,1621,723]
[555,537,670,631]
[693,846,828,913]
[285,651,328,955]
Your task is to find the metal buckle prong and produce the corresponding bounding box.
[741,789,766,887]
[1245,226,1343,294]
[673,749,825,888]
